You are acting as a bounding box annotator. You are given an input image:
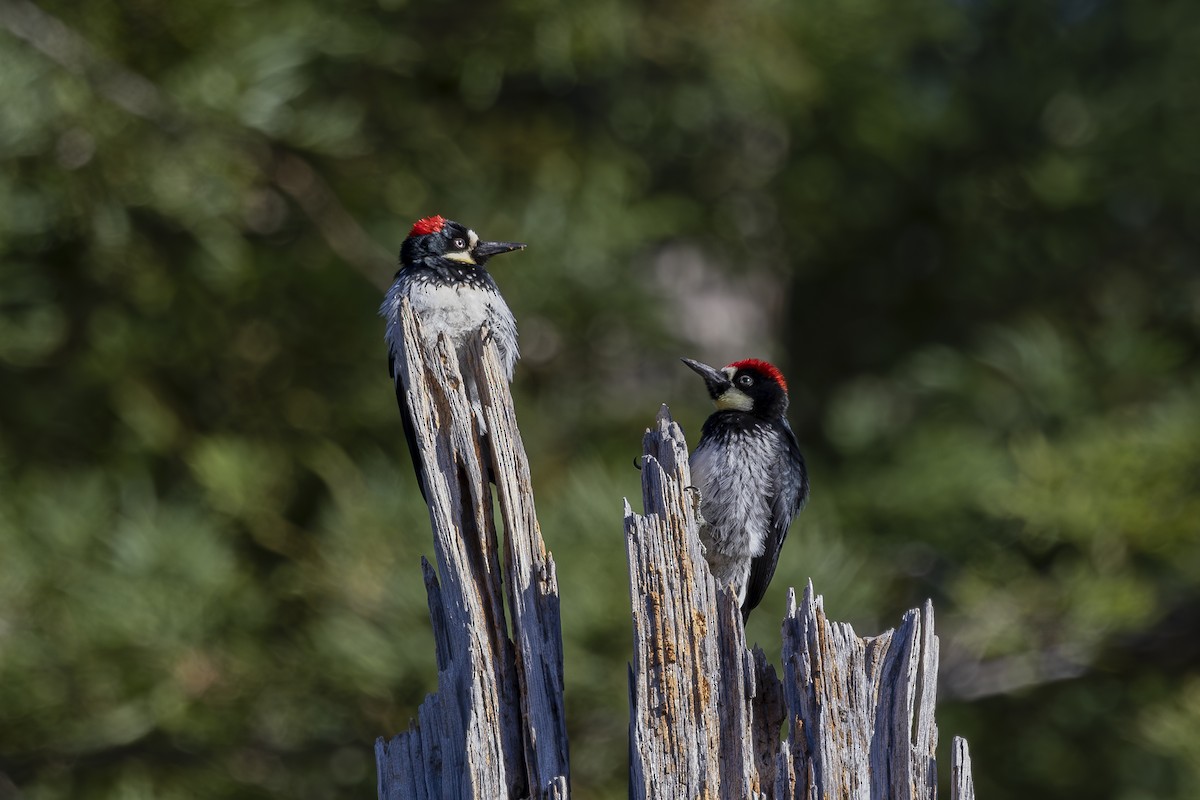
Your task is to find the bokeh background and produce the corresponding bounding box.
[2,0,1199,797]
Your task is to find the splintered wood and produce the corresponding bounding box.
[624,406,782,799]
[374,301,569,800]
[375,315,979,800]
[624,406,975,799]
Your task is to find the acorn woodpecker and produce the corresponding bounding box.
[380,214,526,498]
[681,357,809,622]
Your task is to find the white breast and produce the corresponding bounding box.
[382,277,519,381]
[407,282,498,341]
[690,427,783,560]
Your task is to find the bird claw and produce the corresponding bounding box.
[632,455,644,471]
[683,485,705,521]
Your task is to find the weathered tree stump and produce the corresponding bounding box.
[625,406,978,799]
[374,302,569,800]
[376,319,978,799]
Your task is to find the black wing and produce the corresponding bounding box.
[390,350,429,502]
[741,419,809,621]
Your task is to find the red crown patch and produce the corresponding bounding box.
[409,215,446,236]
[727,358,788,393]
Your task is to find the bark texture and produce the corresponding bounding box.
[625,405,970,800]
[624,406,785,800]
[377,333,976,800]
[375,301,569,800]
[952,736,977,800]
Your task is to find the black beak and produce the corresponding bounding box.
[681,357,731,400]
[473,240,527,261]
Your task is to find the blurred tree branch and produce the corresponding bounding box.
[0,0,170,122]
[0,0,393,288]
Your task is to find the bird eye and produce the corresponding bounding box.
[738,374,754,387]
[452,238,467,250]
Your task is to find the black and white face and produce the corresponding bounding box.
[403,218,526,269]
[714,365,757,412]
[682,358,789,418]
[436,223,482,265]
[434,220,523,267]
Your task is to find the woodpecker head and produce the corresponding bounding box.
[681,357,789,419]
[399,214,526,273]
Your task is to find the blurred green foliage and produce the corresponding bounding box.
[1,0,1198,797]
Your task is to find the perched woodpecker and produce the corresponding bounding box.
[681,357,809,622]
[380,214,526,498]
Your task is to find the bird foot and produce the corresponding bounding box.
[683,485,705,525]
